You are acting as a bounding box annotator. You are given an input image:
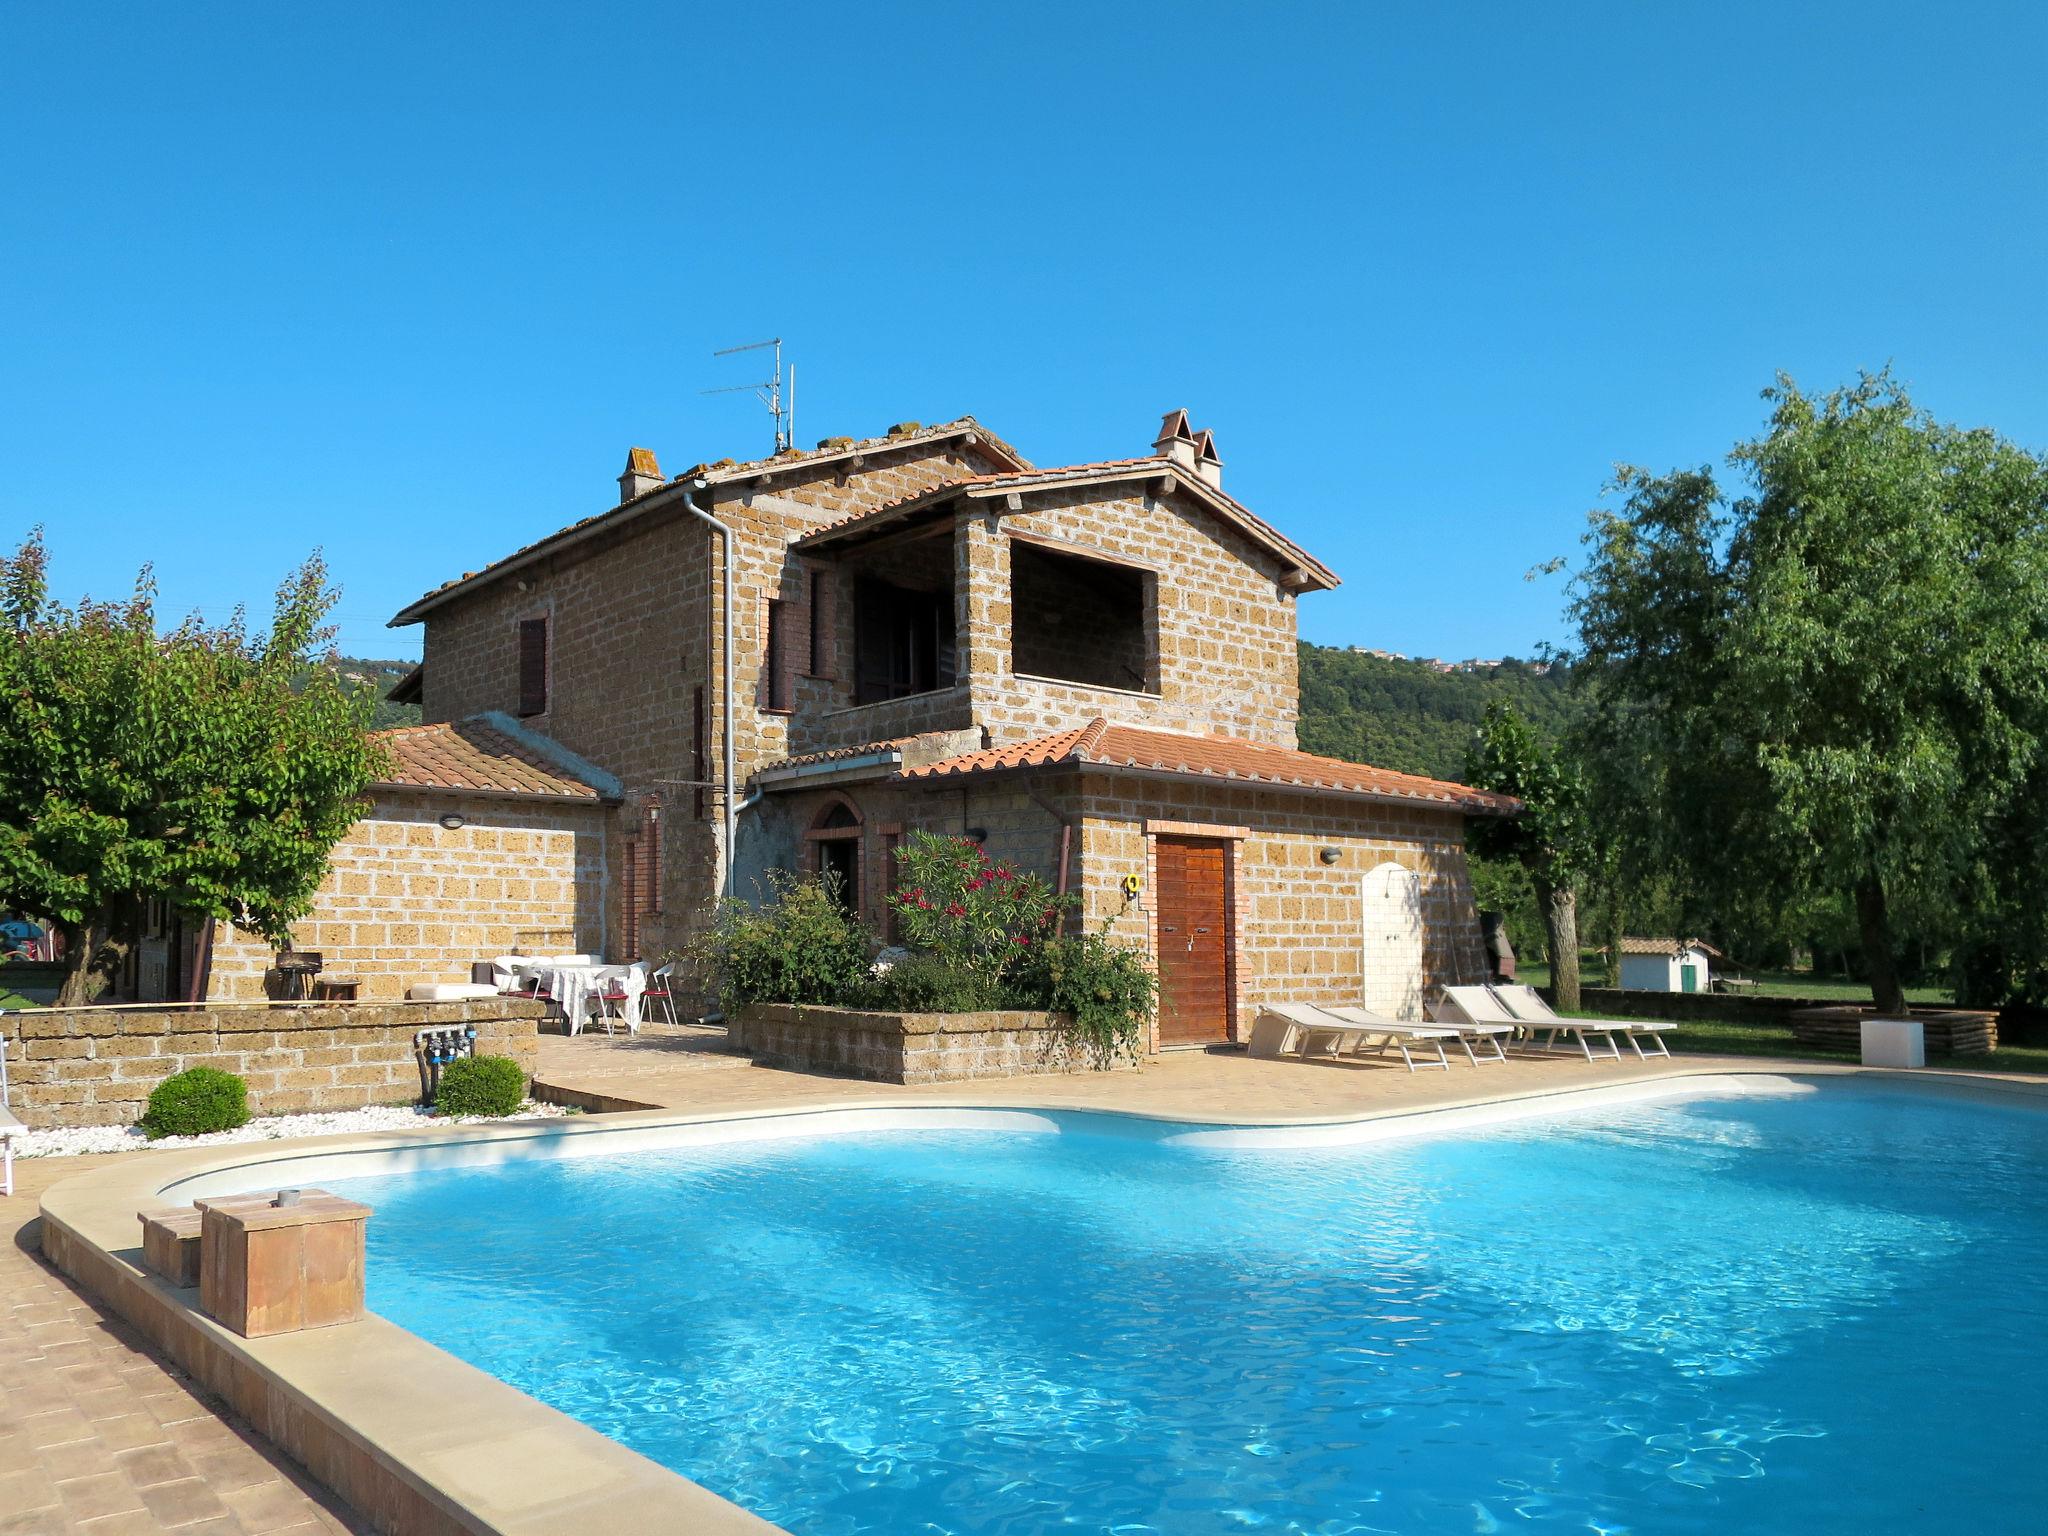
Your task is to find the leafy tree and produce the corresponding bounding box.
[1568,373,2048,1014]
[0,532,387,1006]
[1463,701,1592,1009]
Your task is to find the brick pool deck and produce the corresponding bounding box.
[1,1152,367,1535]
[13,1029,2026,1533]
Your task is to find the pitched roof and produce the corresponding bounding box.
[1618,936,1724,958]
[901,719,1517,815]
[371,717,617,802]
[792,457,1340,591]
[390,417,1028,625]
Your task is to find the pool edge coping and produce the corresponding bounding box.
[36,1061,2048,1535]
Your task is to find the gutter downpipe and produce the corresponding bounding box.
[681,481,741,899]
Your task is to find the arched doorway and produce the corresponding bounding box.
[1360,861,1425,1020]
[804,797,863,915]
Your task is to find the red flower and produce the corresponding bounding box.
[1011,933,1031,945]
[946,902,966,917]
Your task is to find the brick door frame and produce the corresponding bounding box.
[1143,819,1249,1049]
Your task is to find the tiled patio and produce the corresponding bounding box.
[0,1156,367,1536]
[534,1021,1731,1118]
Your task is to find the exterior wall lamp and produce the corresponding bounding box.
[438,812,467,832]
[1318,846,1342,865]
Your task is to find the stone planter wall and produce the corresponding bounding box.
[1,998,549,1129]
[1788,1005,1998,1057]
[731,1003,1134,1085]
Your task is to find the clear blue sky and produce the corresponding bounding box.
[4,3,2043,664]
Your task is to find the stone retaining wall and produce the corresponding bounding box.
[732,1002,1133,1084]
[1,999,549,1129]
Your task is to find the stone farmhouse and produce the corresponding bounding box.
[203,410,1515,1047]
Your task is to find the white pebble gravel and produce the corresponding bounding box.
[15,1100,572,1160]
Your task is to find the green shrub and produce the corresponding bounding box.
[1014,927,1159,1067]
[694,869,874,1009]
[140,1066,250,1140]
[869,952,1012,1013]
[435,1054,526,1118]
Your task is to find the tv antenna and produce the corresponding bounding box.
[703,338,794,453]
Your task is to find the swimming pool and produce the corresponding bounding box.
[326,1080,2046,1534]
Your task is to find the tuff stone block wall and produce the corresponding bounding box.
[952,485,1300,747]
[736,771,1487,1054]
[731,1003,1128,1084]
[1070,775,1485,1048]
[415,433,1007,969]
[206,791,606,1003]
[1,998,549,1129]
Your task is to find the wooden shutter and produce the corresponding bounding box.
[765,600,792,710]
[692,685,706,819]
[808,568,832,677]
[854,581,894,703]
[932,592,956,688]
[517,618,548,717]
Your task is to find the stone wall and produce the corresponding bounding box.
[416,432,1008,970]
[2,998,549,1129]
[1073,775,1486,1048]
[963,484,1303,747]
[732,1002,1129,1084]
[206,790,607,1002]
[737,771,1487,1053]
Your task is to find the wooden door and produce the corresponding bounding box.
[1155,837,1231,1045]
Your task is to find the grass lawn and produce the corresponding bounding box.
[1519,956,1948,1006]
[1599,1014,2048,1077]
[0,985,41,1010]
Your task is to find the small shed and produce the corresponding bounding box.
[1618,937,1720,994]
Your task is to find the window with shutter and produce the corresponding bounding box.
[765,600,793,710]
[517,618,548,717]
[852,581,953,704]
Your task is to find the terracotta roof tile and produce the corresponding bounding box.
[794,457,1339,590]
[761,736,916,772]
[392,416,1028,624]
[1618,936,1724,957]
[904,719,1517,815]
[371,718,611,801]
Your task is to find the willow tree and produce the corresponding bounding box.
[1464,701,1591,1011]
[0,533,387,1006]
[1569,373,2048,1015]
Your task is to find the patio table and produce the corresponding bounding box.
[540,963,643,1035]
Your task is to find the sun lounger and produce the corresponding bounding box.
[1434,985,1629,1062]
[1318,1003,1509,1066]
[1249,1002,1459,1072]
[1490,983,1673,1060]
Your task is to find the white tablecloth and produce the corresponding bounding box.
[519,962,643,1035]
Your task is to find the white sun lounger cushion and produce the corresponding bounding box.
[408,982,501,1002]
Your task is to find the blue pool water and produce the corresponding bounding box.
[327,1083,2047,1534]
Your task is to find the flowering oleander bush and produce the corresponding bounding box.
[889,832,1065,977]
[688,834,1156,1067]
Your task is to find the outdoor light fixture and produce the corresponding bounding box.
[1319,846,1341,865]
[438,812,467,831]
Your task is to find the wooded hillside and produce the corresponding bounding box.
[1296,644,1579,782]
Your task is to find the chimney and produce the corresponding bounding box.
[619,446,663,503]
[1152,409,1198,471]
[1192,429,1223,489]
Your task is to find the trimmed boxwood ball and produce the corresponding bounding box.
[435,1054,526,1118]
[140,1066,251,1140]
